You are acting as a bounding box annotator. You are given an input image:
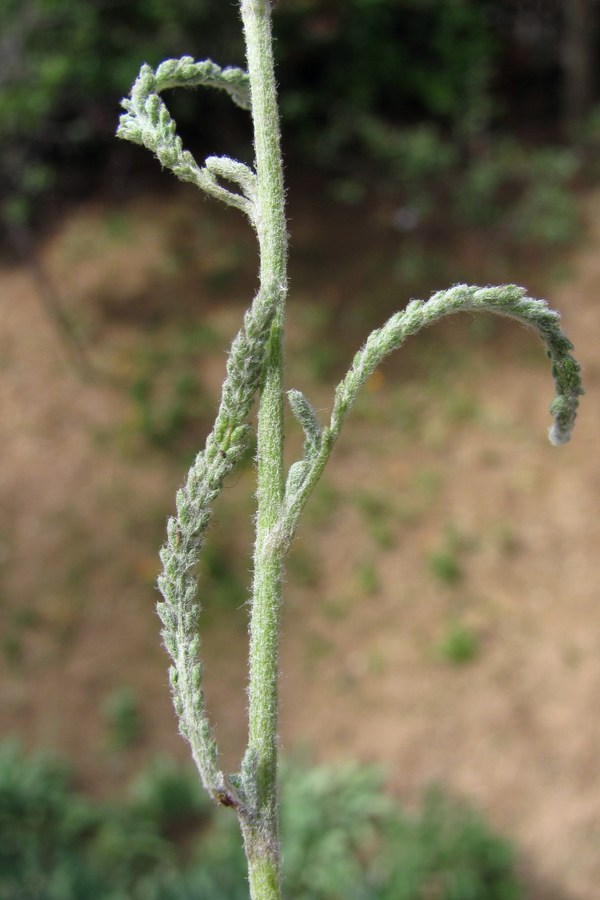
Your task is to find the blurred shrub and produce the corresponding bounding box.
[275,0,495,166]
[454,141,581,243]
[201,539,248,611]
[103,686,143,751]
[435,621,481,666]
[118,323,216,453]
[127,355,209,452]
[0,1,582,253]
[0,1,496,220]
[0,0,244,228]
[0,742,523,898]
[129,756,213,832]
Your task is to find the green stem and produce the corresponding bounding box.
[239,2,287,897]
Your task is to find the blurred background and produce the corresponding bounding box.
[1,1,599,897]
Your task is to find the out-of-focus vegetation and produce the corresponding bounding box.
[0,0,242,228]
[0,741,523,899]
[1,0,598,245]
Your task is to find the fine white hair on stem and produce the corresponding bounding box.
[118,3,583,896]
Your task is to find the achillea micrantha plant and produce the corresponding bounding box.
[118,2,583,897]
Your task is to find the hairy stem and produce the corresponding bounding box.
[240,1,288,897]
[120,5,583,897]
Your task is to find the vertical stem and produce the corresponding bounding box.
[240,2,287,897]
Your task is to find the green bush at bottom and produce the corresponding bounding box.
[0,742,522,899]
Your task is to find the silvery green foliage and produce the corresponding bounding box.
[278,284,582,553]
[118,61,584,805]
[328,284,581,447]
[119,54,283,809]
[118,58,257,223]
[154,286,282,809]
[118,5,582,893]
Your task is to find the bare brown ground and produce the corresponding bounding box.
[0,187,598,897]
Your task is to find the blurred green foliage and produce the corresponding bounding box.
[275,0,495,165]
[0,742,523,899]
[428,550,463,587]
[127,346,210,452]
[103,686,143,751]
[201,539,248,611]
[116,322,219,454]
[454,141,582,243]
[351,488,397,550]
[436,621,481,666]
[0,0,597,253]
[0,0,243,226]
[0,0,494,157]
[0,0,584,246]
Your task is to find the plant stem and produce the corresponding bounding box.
[239,2,287,897]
